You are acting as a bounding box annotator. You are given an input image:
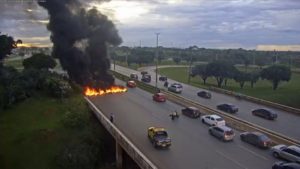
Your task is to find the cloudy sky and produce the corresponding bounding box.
[1,0,300,50]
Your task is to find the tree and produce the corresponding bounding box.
[206,61,236,87]
[249,71,260,88]
[173,57,181,64]
[0,32,22,67]
[242,57,251,72]
[234,71,249,89]
[261,65,291,90]
[193,64,209,84]
[23,53,56,70]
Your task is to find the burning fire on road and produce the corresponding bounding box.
[84,86,127,96]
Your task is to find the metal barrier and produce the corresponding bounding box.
[85,97,158,169]
[112,71,300,146]
[209,86,300,115]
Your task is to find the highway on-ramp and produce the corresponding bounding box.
[89,80,277,169]
[111,64,300,141]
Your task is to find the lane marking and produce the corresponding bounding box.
[216,150,248,169]
[238,145,268,161]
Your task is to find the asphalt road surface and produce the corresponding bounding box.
[89,79,278,169]
[111,64,300,141]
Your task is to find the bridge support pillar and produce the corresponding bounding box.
[116,142,123,169]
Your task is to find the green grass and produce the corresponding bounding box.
[0,94,114,169]
[159,67,300,109]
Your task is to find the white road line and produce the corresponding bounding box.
[238,145,269,161]
[216,150,248,169]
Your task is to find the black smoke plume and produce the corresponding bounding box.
[38,0,122,88]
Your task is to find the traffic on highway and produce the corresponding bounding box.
[89,77,300,169]
[112,64,300,141]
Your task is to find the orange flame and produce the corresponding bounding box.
[84,86,127,96]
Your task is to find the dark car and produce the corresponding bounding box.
[252,108,278,120]
[153,93,166,102]
[272,162,300,169]
[240,131,272,149]
[197,91,212,99]
[217,103,238,113]
[141,74,151,83]
[209,125,235,141]
[141,71,148,75]
[130,73,138,80]
[181,107,201,118]
[159,76,168,81]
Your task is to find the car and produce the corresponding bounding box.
[252,108,278,120]
[153,93,166,102]
[181,107,201,118]
[208,125,235,141]
[126,80,137,88]
[130,73,138,80]
[201,114,226,126]
[168,83,183,93]
[197,91,212,99]
[141,71,148,75]
[271,144,300,163]
[141,74,151,83]
[240,132,272,149]
[217,103,238,113]
[159,76,168,81]
[148,127,171,148]
[272,162,300,169]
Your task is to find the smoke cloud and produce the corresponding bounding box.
[38,0,122,88]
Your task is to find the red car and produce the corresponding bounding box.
[127,80,137,88]
[153,93,166,102]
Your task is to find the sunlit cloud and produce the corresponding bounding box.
[256,45,300,51]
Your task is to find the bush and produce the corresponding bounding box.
[62,111,87,129]
[23,53,56,70]
[43,76,73,98]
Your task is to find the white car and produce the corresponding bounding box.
[271,144,300,163]
[168,83,183,93]
[201,114,225,126]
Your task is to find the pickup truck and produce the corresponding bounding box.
[148,127,171,148]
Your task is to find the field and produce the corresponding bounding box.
[159,67,300,109]
[0,94,115,169]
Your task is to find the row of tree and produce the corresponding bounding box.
[111,46,300,68]
[191,61,291,90]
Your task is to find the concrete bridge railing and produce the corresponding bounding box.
[85,97,157,169]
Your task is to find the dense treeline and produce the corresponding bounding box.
[191,61,291,90]
[111,46,300,68]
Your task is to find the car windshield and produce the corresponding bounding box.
[216,118,223,121]
[225,130,234,135]
[258,134,269,141]
[155,131,168,137]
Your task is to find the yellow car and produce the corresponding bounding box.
[148,127,171,148]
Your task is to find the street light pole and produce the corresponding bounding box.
[155,33,160,89]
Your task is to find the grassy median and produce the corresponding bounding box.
[159,67,300,109]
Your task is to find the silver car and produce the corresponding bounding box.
[271,144,300,163]
[208,125,235,141]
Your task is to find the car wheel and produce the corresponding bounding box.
[208,130,213,135]
[202,119,205,123]
[272,152,280,158]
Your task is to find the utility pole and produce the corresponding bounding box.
[155,33,160,88]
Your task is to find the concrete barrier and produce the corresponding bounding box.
[209,86,300,115]
[85,97,158,169]
[111,71,300,146]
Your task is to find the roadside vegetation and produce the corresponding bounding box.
[0,33,116,169]
[159,66,300,108]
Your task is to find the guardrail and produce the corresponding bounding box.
[209,86,300,115]
[111,71,300,146]
[85,97,158,169]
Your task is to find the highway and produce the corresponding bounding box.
[89,79,278,169]
[112,64,300,141]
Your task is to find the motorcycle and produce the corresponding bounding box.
[170,111,179,120]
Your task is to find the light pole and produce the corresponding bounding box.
[155,33,160,89]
